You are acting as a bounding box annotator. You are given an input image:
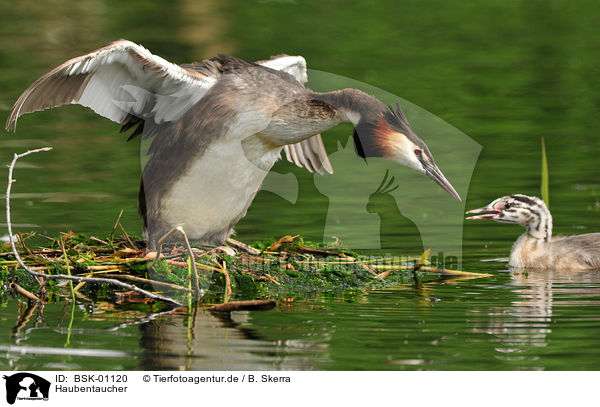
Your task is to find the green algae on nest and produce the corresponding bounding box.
[1,232,489,304]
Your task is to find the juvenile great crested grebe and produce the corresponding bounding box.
[7,40,460,247]
[467,194,600,269]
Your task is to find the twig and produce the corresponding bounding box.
[165,260,219,273]
[262,274,281,285]
[295,245,346,256]
[118,223,137,250]
[9,282,41,302]
[213,258,232,300]
[181,228,201,294]
[90,236,109,245]
[207,299,276,312]
[73,280,86,292]
[358,263,378,277]
[417,266,493,277]
[5,148,182,307]
[85,269,123,275]
[375,270,391,279]
[369,264,413,270]
[12,265,182,306]
[266,234,299,251]
[36,233,56,242]
[58,234,76,301]
[86,265,127,271]
[294,256,419,265]
[17,231,34,257]
[102,274,193,293]
[151,226,201,294]
[109,209,124,241]
[225,238,261,255]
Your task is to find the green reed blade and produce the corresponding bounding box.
[541,137,549,208]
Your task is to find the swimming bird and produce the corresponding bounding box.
[6,39,460,247]
[466,194,600,269]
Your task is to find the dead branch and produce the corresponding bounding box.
[5,148,182,307]
[295,245,347,256]
[207,299,276,312]
[225,237,261,255]
[9,282,41,302]
[213,258,232,301]
[151,225,201,294]
[109,209,124,241]
[102,274,193,293]
[90,236,109,245]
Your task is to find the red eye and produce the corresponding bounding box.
[414,149,422,156]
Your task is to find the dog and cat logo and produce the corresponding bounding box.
[2,373,50,405]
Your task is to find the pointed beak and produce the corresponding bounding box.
[423,163,461,202]
[465,206,501,220]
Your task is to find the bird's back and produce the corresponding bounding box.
[181,54,302,84]
[550,233,600,269]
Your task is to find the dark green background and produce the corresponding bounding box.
[1,0,599,370]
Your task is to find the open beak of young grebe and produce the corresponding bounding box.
[465,206,502,220]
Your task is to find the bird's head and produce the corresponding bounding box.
[466,194,548,227]
[353,103,461,201]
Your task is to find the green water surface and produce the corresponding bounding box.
[1,0,600,370]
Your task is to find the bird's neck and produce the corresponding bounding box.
[525,206,553,241]
[311,88,387,126]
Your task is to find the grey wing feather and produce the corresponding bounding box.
[284,134,333,175]
[6,39,215,131]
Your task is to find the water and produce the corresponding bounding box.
[1,0,600,370]
[3,266,600,370]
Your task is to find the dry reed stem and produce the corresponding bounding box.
[102,274,194,292]
[90,236,109,245]
[207,299,276,312]
[212,258,232,300]
[109,209,124,241]
[9,282,41,302]
[151,226,201,294]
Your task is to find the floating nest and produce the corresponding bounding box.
[1,230,491,309]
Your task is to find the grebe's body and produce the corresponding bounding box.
[467,194,600,269]
[7,40,460,247]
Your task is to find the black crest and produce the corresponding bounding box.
[383,102,411,134]
[384,102,431,158]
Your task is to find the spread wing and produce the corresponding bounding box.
[6,40,333,174]
[6,39,216,130]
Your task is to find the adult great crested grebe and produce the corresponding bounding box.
[467,194,600,269]
[7,39,460,247]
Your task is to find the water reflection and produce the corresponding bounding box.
[470,268,600,367]
[138,305,329,370]
[3,267,600,371]
[2,299,327,370]
[11,302,44,341]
